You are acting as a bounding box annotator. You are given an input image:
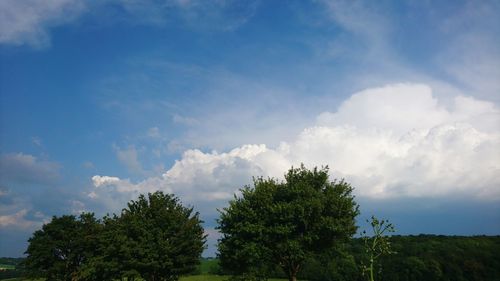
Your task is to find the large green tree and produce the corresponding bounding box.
[217,165,359,281]
[77,213,136,280]
[111,191,206,281]
[23,213,102,281]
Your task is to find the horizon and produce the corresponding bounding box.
[1,0,499,257]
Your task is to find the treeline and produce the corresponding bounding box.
[12,166,500,281]
[0,257,24,279]
[0,257,23,266]
[368,235,500,281]
[22,192,205,281]
[209,235,500,281]
[4,235,500,281]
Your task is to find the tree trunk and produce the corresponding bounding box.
[287,264,299,281]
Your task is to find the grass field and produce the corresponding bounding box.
[0,264,16,270]
[0,259,300,281]
[0,260,295,281]
[181,276,291,281]
[0,274,252,281]
[197,258,219,274]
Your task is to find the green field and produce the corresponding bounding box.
[0,279,42,281]
[180,276,228,281]
[1,276,292,281]
[0,264,15,270]
[181,276,290,281]
[0,259,297,281]
[0,259,295,281]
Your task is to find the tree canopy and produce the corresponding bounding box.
[23,213,101,281]
[114,191,206,281]
[23,191,206,281]
[217,165,360,281]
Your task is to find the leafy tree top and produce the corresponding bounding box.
[217,165,360,281]
[115,191,206,281]
[23,213,101,281]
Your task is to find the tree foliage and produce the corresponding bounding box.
[373,235,500,281]
[115,191,206,281]
[217,165,359,281]
[304,234,500,281]
[23,191,205,281]
[215,235,500,281]
[23,213,101,281]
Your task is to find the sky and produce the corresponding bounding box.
[0,0,499,257]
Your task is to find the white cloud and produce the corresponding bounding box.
[0,209,41,230]
[90,174,172,212]
[89,83,500,212]
[316,84,450,134]
[0,0,87,47]
[92,175,121,188]
[163,144,289,201]
[0,153,60,185]
[316,83,499,134]
[289,84,500,199]
[93,175,170,194]
[91,145,269,202]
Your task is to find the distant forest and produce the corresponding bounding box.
[3,235,499,280]
[298,234,500,281]
[214,235,500,281]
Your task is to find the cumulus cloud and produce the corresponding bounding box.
[0,0,86,47]
[164,145,289,200]
[0,153,60,185]
[316,84,450,134]
[89,83,500,212]
[91,175,172,212]
[92,175,121,187]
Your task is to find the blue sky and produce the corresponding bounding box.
[1,0,499,257]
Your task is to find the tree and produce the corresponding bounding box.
[112,191,206,281]
[23,213,102,281]
[361,216,395,281]
[217,165,359,281]
[77,214,134,281]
